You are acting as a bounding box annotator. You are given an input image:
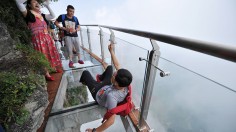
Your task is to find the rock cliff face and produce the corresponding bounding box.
[0,22,21,61]
[0,22,48,132]
[10,84,49,132]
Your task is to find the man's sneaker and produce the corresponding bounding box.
[69,61,74,68]
[78,60,84,64]
[96,74,101,83]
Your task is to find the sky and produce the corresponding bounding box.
[41,0,236,131]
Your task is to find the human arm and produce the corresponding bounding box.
[55,16,69,32]
[70,18,80,33]
[109,43,121,70]
[76,25,81,32]
[76,18,80,31]
[54,20,62,29]
[69,25,79,34]
[86,114,116,132]
[15,0,27,17]
[70,25,80,34]
[85,93,117,132]
[42,0,55,20]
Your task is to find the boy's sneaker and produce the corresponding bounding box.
[96,74,101,83]
[69,61,74,68]
[78,60,84,64]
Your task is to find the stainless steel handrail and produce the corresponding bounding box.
[81,24,236,63]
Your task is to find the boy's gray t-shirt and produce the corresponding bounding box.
[96,85,128,110]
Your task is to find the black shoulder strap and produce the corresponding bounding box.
[41,14,49,25]
[62,14,66,22]
[25,10,36,24]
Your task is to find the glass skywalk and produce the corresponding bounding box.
[45,26,236,132]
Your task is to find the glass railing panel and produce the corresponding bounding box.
[113,37,149,107]
[102,32,112,61]
[80,29,149,107]
[79,28,89,49]
[89,29,102,57]
[147,57,236,132]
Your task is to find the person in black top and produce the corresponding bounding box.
[55,5,84,68]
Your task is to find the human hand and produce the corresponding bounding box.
[42,0,50,6]
[108,43,115,52]
[85,128,93,132]
[70,28,77,34]
[65,28,70,33]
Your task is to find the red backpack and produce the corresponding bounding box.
[102,85,134,123]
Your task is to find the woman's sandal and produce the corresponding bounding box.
[45,75,55,81]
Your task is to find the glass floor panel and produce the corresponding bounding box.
[45,105,126,132]
[51,65,104,113]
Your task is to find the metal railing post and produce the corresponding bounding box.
[79,28,84,47]
[98,26,105,61]
[86,26,92,52]
[86,26,93,60]
[138,39,160,129]
[79,28,86,58]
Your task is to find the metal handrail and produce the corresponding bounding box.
[81,25,236,63]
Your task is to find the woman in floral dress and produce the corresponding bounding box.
[16,0,62,81]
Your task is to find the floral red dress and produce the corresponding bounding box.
[28,14,61,68]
